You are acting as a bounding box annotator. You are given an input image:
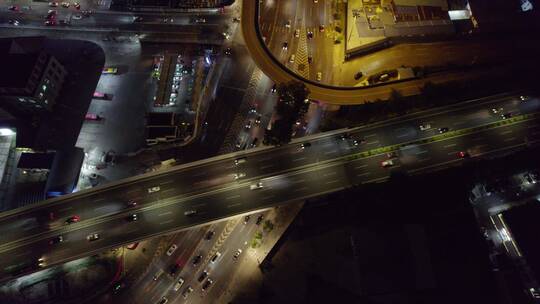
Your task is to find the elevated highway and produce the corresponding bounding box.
[0,93,538,282]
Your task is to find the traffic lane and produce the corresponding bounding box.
[200,216,262,303]
[0,94,530,244]
[0,94,533,245]
[0,94,532,230]
[124,228,204,304]
[1,117,538,280]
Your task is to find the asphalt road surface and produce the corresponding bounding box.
[0,93,539,282]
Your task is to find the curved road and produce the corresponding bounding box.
[241,0,482,105]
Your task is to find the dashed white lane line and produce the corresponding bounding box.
[354,164,367,169]
[260,164,275,169]
[366,140,379,145]
[158,211,173,217]
[227,203,241,208]
[357,172,370,177]
[504,137,516,142]
[293,157,306,162]
[444,143,456,148]
[325,179,340,184]
[324,150,337,154]
[500,130,513,135]
[160,219,174,225]
[226,194,241,200]
[160,180,174,185]
[324,172,337,176]
[292,179,305,184]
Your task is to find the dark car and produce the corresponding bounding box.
[339,133,350,140]
[224,47,231,55]
[205,230,215,240]
[282,42,288,50]
[127,214,138,222]
[65,215,80,224]
[256,215,264,225]
[197,271,209,283]
[49,235,64,245]
[127,200,137,207]
[243,215,250,224]
[192,255,202,266]
[501,112,512,120]
[438,127,449,134]
[271,84,277,93]
[300,142,311,149]
[169,263,180,276]
[201,278,213,291]
[354,72,363,80]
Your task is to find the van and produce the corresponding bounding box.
[153,269,164,281]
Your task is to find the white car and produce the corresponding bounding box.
[294,29,300,37]
[86,233,100,241]
[173,278,185,291]
[148,186,160,193]
[233,248,242,260]
[184,210,196,216]
[73,14,82,20]
[250,182,263,190]
[316,72,322,81]
[234,158,246,165]
[166,244,178,256]
[49,2,58,7]
[419,123,431,131]
[210,252,221,263]
[233,173,246,180]
[381,159,394,168]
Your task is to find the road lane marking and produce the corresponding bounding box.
[418,157,432,162]
[444,143,456,148]
[162,189,174,194]
[324,172,337,176]
[504,137,516,142]
[160,220,174,225]
[447,151,458,155]
[294,187,308,192]
[192,203,207,208]
[324,150,337,154]
[354,164,367,169]
[262,195,275,200]
[396,133,409,138]
[226,195,241,200]
[415,150,428,155]
[127,189,139,194]
[93,198,105,202]
[94,206,109,211]
[292,179,305,183]
[364,134,377,138]
[325,180,339,184]
[357,172,370,177]
[59,207,73,212]
[261,164,275,169]
[158,211,173,217]
[227,203,241,208]
[366,140,379,145]
[293,157,306,162]
[500,130,513,135]
[160,180,174,185]
[527,124,540,129]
